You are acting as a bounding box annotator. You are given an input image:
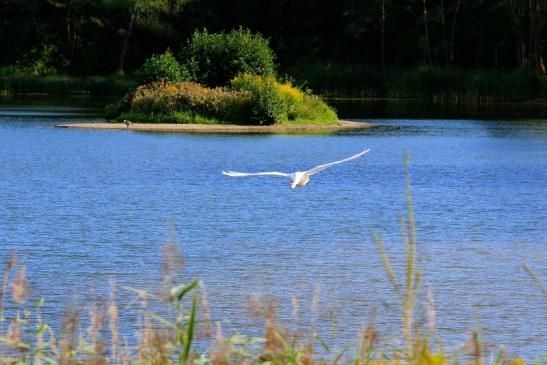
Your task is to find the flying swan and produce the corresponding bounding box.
[222,148,370,189]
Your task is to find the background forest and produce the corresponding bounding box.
[1,0,546,97]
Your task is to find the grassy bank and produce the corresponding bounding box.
[0,158,544,364]
[3,66,546,103]
[288,65,547,101]
[0,68,137,96]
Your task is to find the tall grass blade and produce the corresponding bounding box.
[370,230,401,295]
[523,263,547,298]
[317,335,330,353]
[173,279,200,302]
[181,292,198,364]
[332,341,353,365]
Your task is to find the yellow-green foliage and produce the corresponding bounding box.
[230,73,337,125]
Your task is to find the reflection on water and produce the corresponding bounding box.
[0,98,546,357]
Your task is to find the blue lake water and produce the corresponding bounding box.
[0,100,546,358]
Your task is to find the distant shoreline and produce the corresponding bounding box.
[55,120,371,133]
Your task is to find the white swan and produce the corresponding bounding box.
[222,148,370,189]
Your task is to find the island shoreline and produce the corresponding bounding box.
[55,120,372,133]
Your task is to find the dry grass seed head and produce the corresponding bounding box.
[108,281,121,364]
[88,306,106,365]
[12,266,30,304]
[7,311,26,353]
[264,302,288,354]
[291,295,301,319]
[360,325,378,355]
[59,308,80,365]
[161,243,185,300]
[211,322,230,365]
[198,281,212,339]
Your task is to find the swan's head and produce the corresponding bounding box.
[290,181,297,189]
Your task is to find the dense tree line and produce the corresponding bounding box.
[1,0,545,76]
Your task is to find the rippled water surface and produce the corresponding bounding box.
[1,99,546,357]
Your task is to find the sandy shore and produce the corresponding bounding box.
[55,120,371,133]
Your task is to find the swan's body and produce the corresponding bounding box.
[222,148,370,189]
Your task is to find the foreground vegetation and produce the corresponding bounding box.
[1,157,545,365]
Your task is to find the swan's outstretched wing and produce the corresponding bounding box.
[222,171,295,179]
[304,148,370,176]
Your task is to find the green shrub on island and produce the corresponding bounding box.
[110,75,338,125]
[180,28,276,87]
[231,73,337,124]
[230,73,293,124]
[137,49,189,84]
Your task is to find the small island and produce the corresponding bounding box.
[58,29,367,133]
[57,76,371,132]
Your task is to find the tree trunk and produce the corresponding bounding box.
[512,0,529,67]
[519,37,529,67]
[117,7,136,75]
[449,0,462,66]
[440,0,449,66]
[422,0,432,65]
[531,0,542,72]
[66,2,71,54]
[528,0,535,69]
[66,0,77,67]
[380,0,386,70]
